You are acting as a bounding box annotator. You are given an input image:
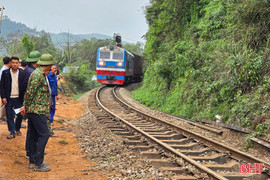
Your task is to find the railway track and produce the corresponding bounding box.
[88,86,270,180]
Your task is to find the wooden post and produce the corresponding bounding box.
[0,6,5,33]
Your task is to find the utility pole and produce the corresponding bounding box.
[0,6,5,33]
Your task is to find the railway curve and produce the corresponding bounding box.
[88,86,270,180]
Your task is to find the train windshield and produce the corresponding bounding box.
[99,51,110,59]
[113,52,124,60]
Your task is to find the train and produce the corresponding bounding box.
[96,45,143,85]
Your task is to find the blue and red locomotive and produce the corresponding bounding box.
[96,45,143,85]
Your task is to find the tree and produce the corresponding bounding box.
[123,42,144,55]
[71,38,114,70]
[21,34,34,57]
[30,31,64,69]
[0,31,25,58]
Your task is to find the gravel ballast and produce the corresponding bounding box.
[74,90,174,179]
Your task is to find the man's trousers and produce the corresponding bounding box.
[28,113,50,166]
[6,98,23,135]
[50,95,56,123]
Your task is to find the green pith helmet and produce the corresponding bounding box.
[37,54,56,65]
[26,51,41,62]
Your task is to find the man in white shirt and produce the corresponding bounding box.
[1,57,24,139]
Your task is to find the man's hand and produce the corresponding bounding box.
[20,106,26,116]
[2,98,7,105]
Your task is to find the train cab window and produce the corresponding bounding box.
[113,52,124,60]
[100,51,110,59]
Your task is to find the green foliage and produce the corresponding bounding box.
[63,64,100,93]
[57,119,65,124]
[31,31,58,55]
[0,32,25,58]
[58,139,68,145]
[108,156,115,163]
[69,38,144,71]
[21,34,34,57]
[133,0,270,135]
[71,38,114,70]
[73,92,87,100]
[123,42,144,55]
[0,31,59,61]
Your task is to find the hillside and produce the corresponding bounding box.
[0,16,113,45]
[50,32,112,48]
[1,16,38,37]
[133,0,270,136]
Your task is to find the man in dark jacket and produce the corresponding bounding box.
[1,57,24,139]
[47,64,59,126]
[22,51,40,97]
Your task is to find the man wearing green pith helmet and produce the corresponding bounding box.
[21,54,56,172]
[22,50,41,159]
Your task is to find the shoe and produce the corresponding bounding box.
[15,131,22,136]
[21,124,27,128]
[30,162,47,169]
[7,134,15,139]
[25,152,30,159]
[29,164,36,169]
[34,163,51,172]
[50,134,58,137]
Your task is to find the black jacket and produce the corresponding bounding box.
[21,64,36,97]
[1,68,24,103]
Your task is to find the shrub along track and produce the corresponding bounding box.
[89,86,270,180]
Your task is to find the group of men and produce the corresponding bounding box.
[0,51,59,172]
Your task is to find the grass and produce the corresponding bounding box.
[108,156,115,163]
[73,92,87,100]
[59,139,68,145]
[57,119,65,124]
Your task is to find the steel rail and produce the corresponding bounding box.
[96,86,228,180]
[162,113,223,135]
[112,87,270,172]
[250,137,270,150]
[193,118,254,134]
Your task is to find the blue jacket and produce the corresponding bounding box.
[47,72,58,96]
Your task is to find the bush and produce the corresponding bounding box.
[132,0,270,135]
[64,64,100,93]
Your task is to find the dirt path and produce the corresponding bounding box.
[0,95,107,180]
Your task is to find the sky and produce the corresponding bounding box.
[1,0,150,43]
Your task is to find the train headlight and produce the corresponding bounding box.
[99,61,106,66]
[117,62,123,67]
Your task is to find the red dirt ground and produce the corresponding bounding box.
[0,95,107,180]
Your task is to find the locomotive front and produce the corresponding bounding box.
[96,45,126,85]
